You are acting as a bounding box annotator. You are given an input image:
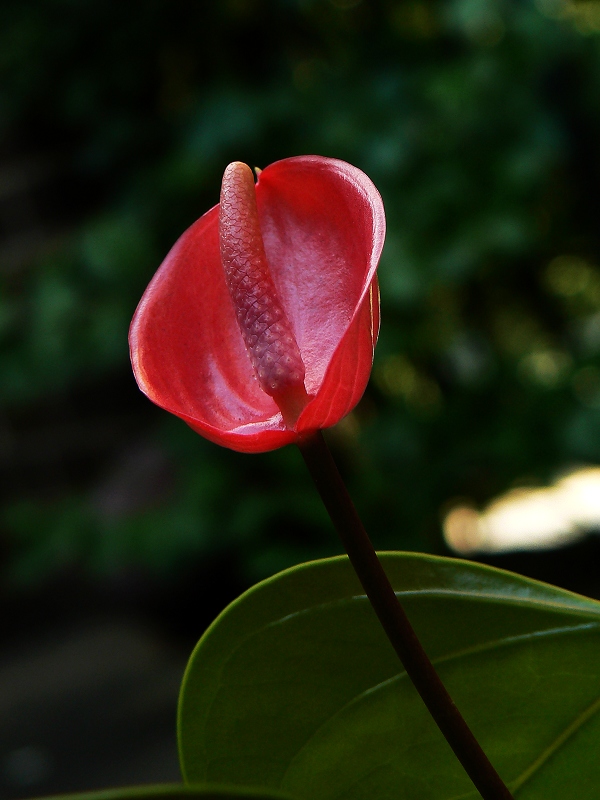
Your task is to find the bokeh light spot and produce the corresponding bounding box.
[444,467,600,555]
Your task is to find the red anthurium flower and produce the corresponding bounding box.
[129,156,385,453]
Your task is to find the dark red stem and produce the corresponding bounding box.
[297,430,514,800]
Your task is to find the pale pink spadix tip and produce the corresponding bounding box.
[219,161,309,428]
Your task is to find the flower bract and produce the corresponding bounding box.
[130,155,385,453]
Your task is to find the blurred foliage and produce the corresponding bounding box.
[1,0,600,585]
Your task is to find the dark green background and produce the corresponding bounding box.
[2,0,600,589]
[2,3,600,797]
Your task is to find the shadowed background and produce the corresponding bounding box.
[1,0,600,796]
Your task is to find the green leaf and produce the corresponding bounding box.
[178,553,600,799]
[36,783,298,800]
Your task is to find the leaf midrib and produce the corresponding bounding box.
[279,621,600,797]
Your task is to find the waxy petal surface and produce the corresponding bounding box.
[130,156,385,452]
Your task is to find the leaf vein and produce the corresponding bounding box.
[511,694,600,795]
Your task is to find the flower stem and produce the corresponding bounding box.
[297,430,514,800]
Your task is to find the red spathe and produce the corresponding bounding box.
[129,155,385,453]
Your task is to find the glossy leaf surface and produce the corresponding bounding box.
[178,553,600,799]
[36,783,298,800]
[130,157,384,453]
